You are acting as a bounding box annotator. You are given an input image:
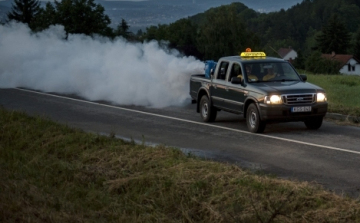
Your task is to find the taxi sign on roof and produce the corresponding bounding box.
[240,52,266,57]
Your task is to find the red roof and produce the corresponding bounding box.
[277,48,294,58]
[322,53,359,67]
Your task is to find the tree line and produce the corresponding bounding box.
[5,0,133,39]
[142,0,360,74]
[4,0,360,74]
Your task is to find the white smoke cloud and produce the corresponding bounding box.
[0,22,204,108]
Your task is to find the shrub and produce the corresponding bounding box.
[305,51,341,74]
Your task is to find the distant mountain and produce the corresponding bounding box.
[0,0,302,30]
[96,0,302,31]
[0,4,10,23]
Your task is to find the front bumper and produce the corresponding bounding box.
[259,102,328,121]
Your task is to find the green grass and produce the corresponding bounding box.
[303,73,360,117]
[1,107,360,222]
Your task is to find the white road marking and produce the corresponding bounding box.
[16,88,360,155]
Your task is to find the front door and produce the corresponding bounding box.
[223,63,246,113]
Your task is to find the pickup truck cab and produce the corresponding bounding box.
[190,50,328,133]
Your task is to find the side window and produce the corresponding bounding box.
[228,63,242,82]
[274,63,284,75]
[282,63,291,74]
[281,63,298,79]
[217,62,229,80]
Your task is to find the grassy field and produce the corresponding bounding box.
[304,73,360,117]
[1,107,360,222]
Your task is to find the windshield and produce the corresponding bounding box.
[244,62,301,83]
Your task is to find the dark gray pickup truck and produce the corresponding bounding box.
[190,53,328,133]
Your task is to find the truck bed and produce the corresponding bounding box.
[189,74,210,102]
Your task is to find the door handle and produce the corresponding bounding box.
[225,87,229,91]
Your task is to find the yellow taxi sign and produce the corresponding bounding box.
[240,52,266,57]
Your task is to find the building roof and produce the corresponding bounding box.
[277,48,295,58]
[321,53,360,67]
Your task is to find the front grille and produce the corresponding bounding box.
[282,94,315,105]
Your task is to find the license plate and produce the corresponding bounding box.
[291,106,312,112]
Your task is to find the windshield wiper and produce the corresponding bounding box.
[280,79,298,82]
[248,80,267,83]
[266,79,298,82]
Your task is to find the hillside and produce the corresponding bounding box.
[0,5,9,23]
[188,0,360,54]
[140,0,360,62]
[0,0,302,30]
[2,0,360,63]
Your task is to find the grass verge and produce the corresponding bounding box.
[304,73,360,117]
[1,107,360,222]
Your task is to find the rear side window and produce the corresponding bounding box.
[217,62,229,80]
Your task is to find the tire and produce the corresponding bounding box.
[246,103,266,133]
[304,116,323,130]
[200,95,217,122]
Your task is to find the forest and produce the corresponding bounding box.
[142,0,360,73]
[4,0,360,73]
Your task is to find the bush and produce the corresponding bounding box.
[305,51,341,74]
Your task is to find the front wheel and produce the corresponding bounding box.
[200,95,217,122]
[304,116,323,130]
[246,103,266,133]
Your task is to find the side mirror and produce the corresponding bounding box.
[231,77,242,84]
[300,74,307,82]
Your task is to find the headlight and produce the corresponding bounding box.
[265,95,282,104]
[317,93,327,102]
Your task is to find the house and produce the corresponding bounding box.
[322,52,360,75]
[277,47,298,61]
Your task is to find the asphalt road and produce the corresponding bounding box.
[1,88,360,198]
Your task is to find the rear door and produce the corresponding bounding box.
[210,61,229,108]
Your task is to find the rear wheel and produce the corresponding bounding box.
[200,95,217,122]
[246,103,266,133]
[304,116,323,130]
